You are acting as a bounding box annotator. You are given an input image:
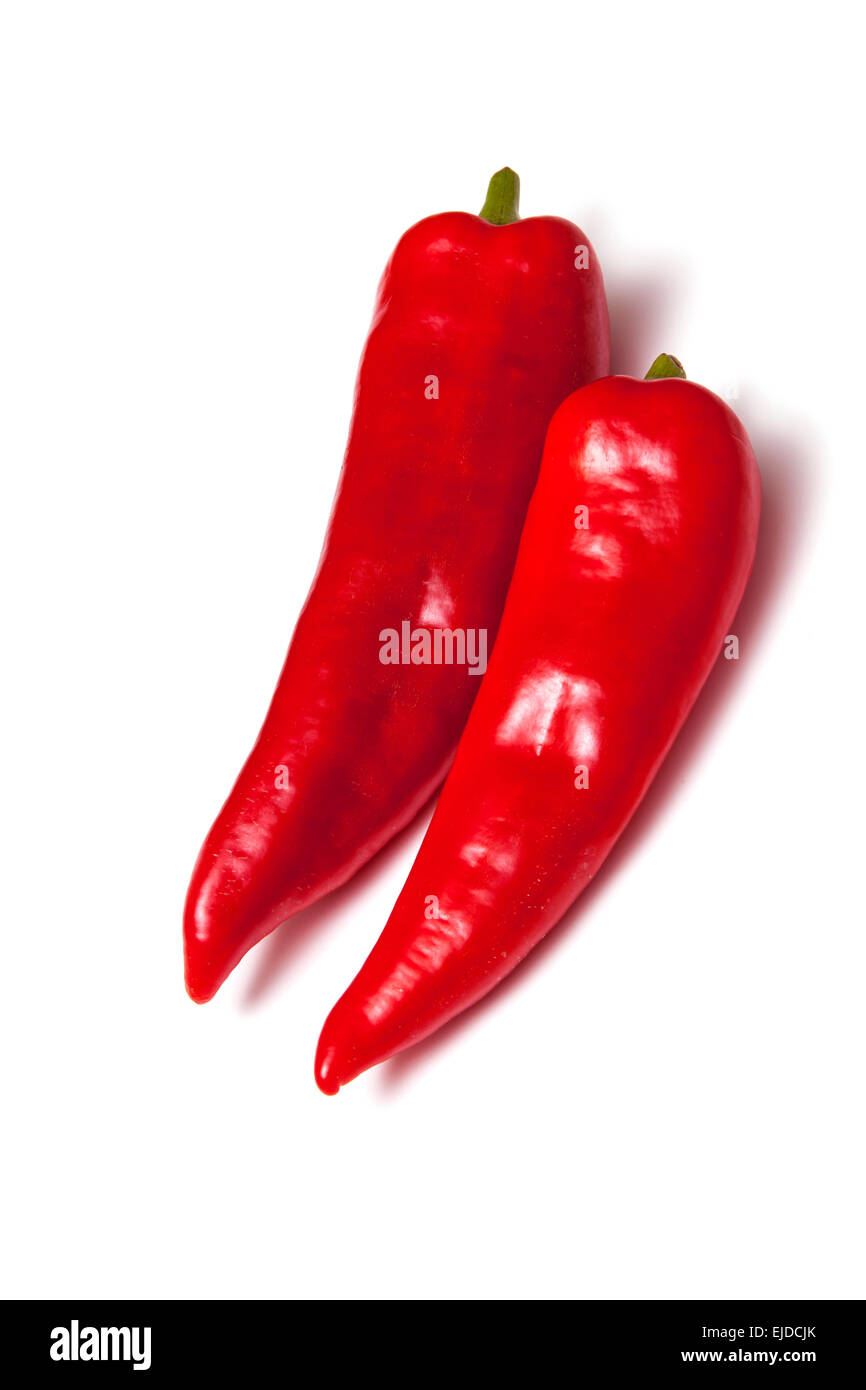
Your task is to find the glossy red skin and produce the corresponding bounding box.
[184,209,609,1002]
[316,375,761,1092]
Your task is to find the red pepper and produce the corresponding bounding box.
[315,356,761,1092]
[184,169,609,1003]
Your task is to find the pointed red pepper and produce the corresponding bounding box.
[184,169,609,1003]
[315,356,761,1092]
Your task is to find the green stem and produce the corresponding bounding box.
[479,167,521,224]
[645,353,686,380]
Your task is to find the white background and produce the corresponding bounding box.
[1,1,862,1300]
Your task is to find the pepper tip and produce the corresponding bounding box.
[315,1046,343,1097]
[184,977,213,1005]
[183,936,222,1003]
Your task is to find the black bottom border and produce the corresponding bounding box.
[4,1299,862,1375]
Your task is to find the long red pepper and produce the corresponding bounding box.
[184,169,609,1002]
[315,356,761,1092]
